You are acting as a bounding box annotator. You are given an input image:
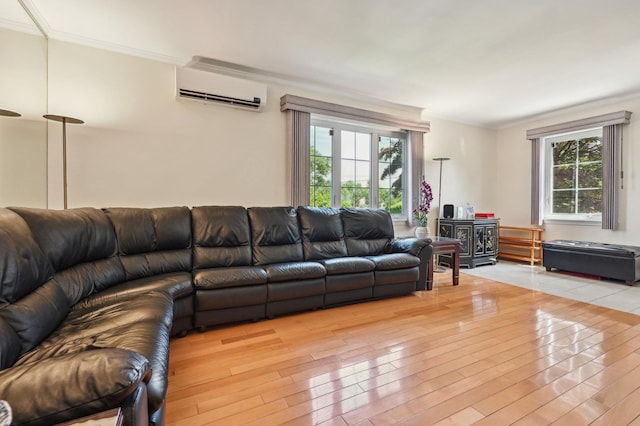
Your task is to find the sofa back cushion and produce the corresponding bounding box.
[248,207,303,265]
[0,208,54,305]
[297,206,348,260]
[10,208,118,272]
[191,206,252,268]
[104,207,192,280]
[341,208,395,256]
[10,208,125,304]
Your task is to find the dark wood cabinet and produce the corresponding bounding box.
[438,218,499,268]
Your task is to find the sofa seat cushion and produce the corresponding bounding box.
[366,253,420,270]
[0,349,151,426]
[15,291,173,415]
[193,266,268,290]
[73,272,192,312]
[320,257,375,275]
[265,262,326,282]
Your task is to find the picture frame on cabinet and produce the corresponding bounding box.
[465,204,475,219]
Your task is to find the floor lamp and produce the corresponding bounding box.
[0,109,21,117]
[43,114,84,209]
[433,157,450,272]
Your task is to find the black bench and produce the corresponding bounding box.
[543,240,640,285]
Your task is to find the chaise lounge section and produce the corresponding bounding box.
[0,205,432,425]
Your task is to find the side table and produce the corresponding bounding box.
[427,236,460,290]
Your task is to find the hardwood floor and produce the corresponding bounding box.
[166,273,640,425]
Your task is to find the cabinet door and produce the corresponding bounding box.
[456,225,472,257]
[484,224,497,255]
[474,226,485,255]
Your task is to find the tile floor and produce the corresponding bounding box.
[457,260,640,315]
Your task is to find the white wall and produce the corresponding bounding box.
[418,117,498,236]
[0,27,47,208]
[47,40,290,208]
[496,96,640,244]
[45,39,500,241]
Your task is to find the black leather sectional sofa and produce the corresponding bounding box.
[0,205,432,425]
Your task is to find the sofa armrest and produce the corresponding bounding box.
[389,237,431,256]
[0,348,151,425]
[388,238,433,291]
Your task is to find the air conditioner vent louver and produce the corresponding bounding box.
[175,67,267,112]
[178,89,261,109]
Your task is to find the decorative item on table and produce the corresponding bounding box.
[413,177,433,238]
[464,203,475,219]
[475,212,495,218]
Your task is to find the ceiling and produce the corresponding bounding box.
[7,0,640,128]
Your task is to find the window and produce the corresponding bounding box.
[527,110,630,229]
[310,120,407,216]
[543,128,603,221]
[281,94,429,224]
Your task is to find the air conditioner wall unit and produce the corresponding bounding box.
[175,67,267,111]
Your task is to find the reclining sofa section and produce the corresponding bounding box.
[0,205,432,426]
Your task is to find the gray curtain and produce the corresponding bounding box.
[602,124,619,230]
[530,138,541,226]
[408,130,425,227]
[288,110,311,207]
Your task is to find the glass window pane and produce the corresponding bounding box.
[314,130,332,156]
[312,186,332,208]
[341,159,355,184]
[310,125,333,208]
[341,188,361,208]
[378,166,390,189]
[578,189,602,214]
[553,190,575,213]
[355,160,370,187]
[379,189,402,214]
[553,165,575,190]
[578,163,602,188]
[355,132,371,161]
[341,131,355,159]
[578,137,602,162]
[354,186,370,207]
[311,156,332,186]
[378,136,403,206]
[553,140,576,165]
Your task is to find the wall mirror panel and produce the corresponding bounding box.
[0,0,47,207]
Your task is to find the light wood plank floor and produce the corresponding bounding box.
[166,272,640,425]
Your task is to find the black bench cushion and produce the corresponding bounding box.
[543,240,640,258]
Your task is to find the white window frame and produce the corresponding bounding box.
[311,118,408,218]
[542,127,603,225]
